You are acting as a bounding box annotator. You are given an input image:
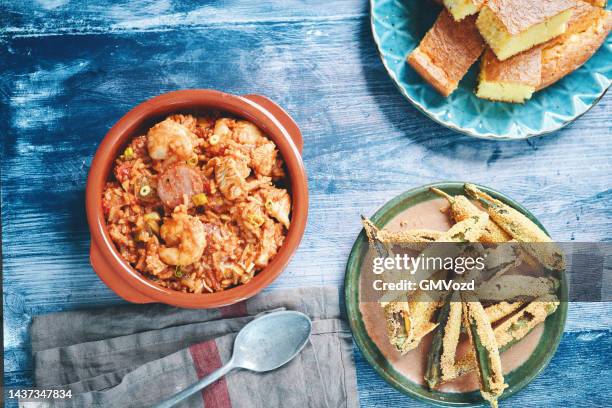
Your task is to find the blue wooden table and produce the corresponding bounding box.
[2,1,611,406]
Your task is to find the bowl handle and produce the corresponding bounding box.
[90,242,153,303]
[242,94,303,154]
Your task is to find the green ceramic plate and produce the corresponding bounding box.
[345,182,568,406]
[370,0,612,140]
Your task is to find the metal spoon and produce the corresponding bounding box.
[153,310,312,408]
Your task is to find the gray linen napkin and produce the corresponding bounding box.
[21,286,358,408]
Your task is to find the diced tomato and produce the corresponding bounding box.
[131,135,148,157]
[102,200,111,217]
[114,162,132,182]
[203,180,213,194]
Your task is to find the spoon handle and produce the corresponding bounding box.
[152,359,236,408]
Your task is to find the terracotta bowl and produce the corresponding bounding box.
[86,90,308,308]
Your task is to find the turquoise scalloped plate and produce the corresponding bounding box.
[371,0,611,140]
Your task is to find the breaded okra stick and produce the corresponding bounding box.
[361,216,390,258]
[484,301,524,324]
[384,290,442,355]
[462,296,507,408]
[453,294,559,380]
[431,187,511,243]
[361,216,442,251]
[363,215,447,348]
[383,269,449,354]
[425,291,462,388]
[477,275,559,302]
[463,184,565,271]
[441,213,489,242]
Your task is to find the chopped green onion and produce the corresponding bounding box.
[175,266,183,278]
[123,146,134,159]
[139,185,151,197]
[144,212,161,222]
[192,193,208,206]
[209,135,220,145]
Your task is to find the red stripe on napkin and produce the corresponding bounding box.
[189,340,232,408]
[219,301,248,318]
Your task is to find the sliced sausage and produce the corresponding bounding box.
[157,165,204,209]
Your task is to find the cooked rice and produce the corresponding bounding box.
[102,113,290,293]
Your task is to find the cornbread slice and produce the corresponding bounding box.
[407,10,485,96]
[548,0,607,43]
[476,47,542,103]
[583,0,606,6]
[539,5,611,89]
[476,0,576,60]
[443,0,485,21]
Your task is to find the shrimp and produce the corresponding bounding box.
[214,156,251,200]
[212,118,265,146]
[251,143,278,176]
[254,218,283,267]
[233,120,264,145]
[211,118,282,178]
[147,118,197,162]
[262,187,291,229]
[212,118,234,140]
[159,211,207,266]
[167,114,197,132]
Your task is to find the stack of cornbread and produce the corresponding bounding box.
[407,0,611,103]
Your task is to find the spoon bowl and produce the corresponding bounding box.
[153,310,312,408]
[234,311,312,372]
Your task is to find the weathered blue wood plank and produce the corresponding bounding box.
[1,1,611,406]
[355,330,612,407]
[0,0,367,36]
